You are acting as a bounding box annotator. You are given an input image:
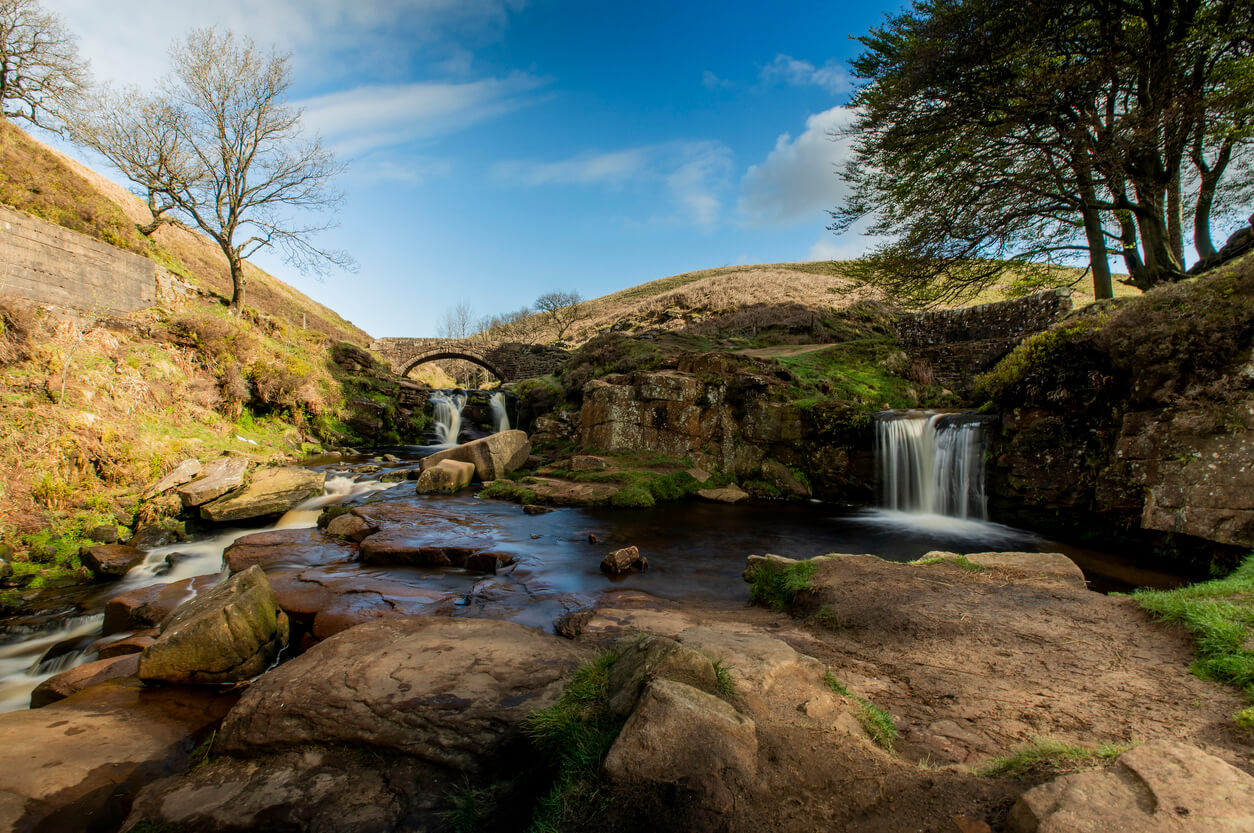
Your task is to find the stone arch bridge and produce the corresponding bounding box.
[370,338,570,382]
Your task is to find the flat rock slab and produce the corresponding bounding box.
[0,679,235,833]
[223,527,357,573]
[267,566,460,639]
[82,544,145,577]
[103,573,221,635]
[201,467,325,523]
[1009,741,1254,832]
[143,458,202,499]
[30,653,139,708]
[215,617,591,772]
[177,456,249,508]
[698,485,749,504]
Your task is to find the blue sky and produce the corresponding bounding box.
[43,0,905,337]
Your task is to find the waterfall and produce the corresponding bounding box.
[430,390,467,446]
[490,392,510,433]
[876,411,992,519]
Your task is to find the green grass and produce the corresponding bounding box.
[776,338,926,409]
[522,651,624,833]
[443,784,496,833]
[823,671,897,752]
[914,553,989,572]
[749,558,818,612]
[1133,553,1254,725]
[711,659,736,698]
[478,480,541,505]
[976,737,1131,778]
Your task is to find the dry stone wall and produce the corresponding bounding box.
[0,204,169,315]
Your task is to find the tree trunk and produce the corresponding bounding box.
[1079,202,1114,300]
[228,255,246,312]
[1167,167,1185,265]
[1130,186,1187,289]
[1192,138,1233,265]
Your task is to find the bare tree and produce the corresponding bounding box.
[534,290,584,341]
[71,27,351,311]
[437,299,475,339]
[0,0,88,129]
[474,306,540,343]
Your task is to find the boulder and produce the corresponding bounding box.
[138,566,289,685]
[761,459,811,498]
[266,567,461,639]
[223,527,356,573]
[30,653,139,708]
[143,458,203,499]
[82,543,145,577]
[523,503,553,515]
[92,631,158,659]
[601,545,648,575]
[177,456,249,507]
[414,458,475,494]
[608,633,718,717]
[325,512,380,542]
[86,524,120,544]
[570,454,608,472]
[741,552,800,584]
[697,485,749,504]
[214,617,590,772]
[103,574,220,635]
[0,680,234,833]
[1008,741,1254,832]
[420,429,531,481]
[0,557,11,583]
[603,678,758,785]
[201,467,325,523]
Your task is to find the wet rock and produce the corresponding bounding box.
[201,466,325,523]
[30,653,139,708]
[143,458,203,499]
[86,524,120,544]
[0,557,11,583]
[588,532,601,544]
[223,527,356,573]
[601,545,648,575]
[92,631,158,659]
[603,678,758,785]
[82,543,145,577]
[325,512,380,542]
[523,503,553,515]
[698,484,749,504]
[761,459,811,498]
[554,608,595,638]
[267,568,460,639]
[421,429,531,481]
[102,574,219,635]
[1008,741,1254,832]
[608,633,718,717]
[414,458,475,494]
[214,617,591,772]
[177,456,249,507]
[0,680,234,833]
[127,522,183,550]
[138,566,289,685]
[571,454,608,471]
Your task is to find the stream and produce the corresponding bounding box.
[0,441,1186,715]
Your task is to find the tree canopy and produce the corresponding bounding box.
[0,0,87,129]
[835,0,1254,303]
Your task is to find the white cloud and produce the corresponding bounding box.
[758,54,850,95]
[701,70,735,91]
[738,106,856,226]
[299,73,548,156]
[494,140,733,227]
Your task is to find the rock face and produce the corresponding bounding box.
[421,429,531,481]
[81,543,145,577]
[414,458,475,494]
[176,456,249,507]
[200,466,325,522]
[601,545,648,575]
[30,653,140,708]
[214,617,590,771]
[1008,741,1254,832]
[138,566,289,685]
[607,634,717,717]
[103,573,220,635]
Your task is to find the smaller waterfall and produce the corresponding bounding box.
[430,390,467,446]
[877,410,993,520]
[489,392,510,433]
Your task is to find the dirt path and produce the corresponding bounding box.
[734,342,835,358]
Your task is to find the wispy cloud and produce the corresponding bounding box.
[738,106,857,226]
[494,141,733,227]
[300,73,549,156]
[757,54,850,95]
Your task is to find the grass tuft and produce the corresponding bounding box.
[711,658,736,698]
[749,558,818,612]
[977,737,1131,778]
[822,670,896,752]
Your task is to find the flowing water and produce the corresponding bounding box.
[490,392,511,433]
[0,424,1188,714]
[429,391,467,446]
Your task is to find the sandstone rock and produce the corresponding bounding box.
[601,545,648,575]
[608,633,718,717]
[223,527,356,573]
[266,567,460,639]
[200,466,325,522]
[177,456,248,507]
[0,680,233,833]
[143,458,203,499]
[82,543,145,577]
[554,608,595,638]
[325,512,380,542]
[421,429,531,481]
[86,524,120,543]
[603,679,758,785]
[103,574,220,635]
[358,527,483,567]
[138,566,289,685]
[698,485,749,504]
[215,617,590,771]
[93,631,158,659]
[1008,741,1254,832]
[959,551,1087,589]
[523,503,553,515]
[30,653,139,708]
[0,557,11,583]
[571,454,608,471]
[761,459,811,498]
[414,458,475,494]
[127,522,182,550]
[741,552,800,584]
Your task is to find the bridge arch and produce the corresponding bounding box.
[370,337,570,383]
[397,349,505,381]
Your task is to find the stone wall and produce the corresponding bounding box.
[0,204,165,315]
[370,337,570,383]
[897,290,1074,394]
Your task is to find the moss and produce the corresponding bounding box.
[778,338,929,410]
[610,483,655,509]
[914,553,989,572]
[479,480,540,505]
[749,558,818,611]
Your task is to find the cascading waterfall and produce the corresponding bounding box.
[430,390,467,446]
[876,410,992,520]
[489,392,510,433]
